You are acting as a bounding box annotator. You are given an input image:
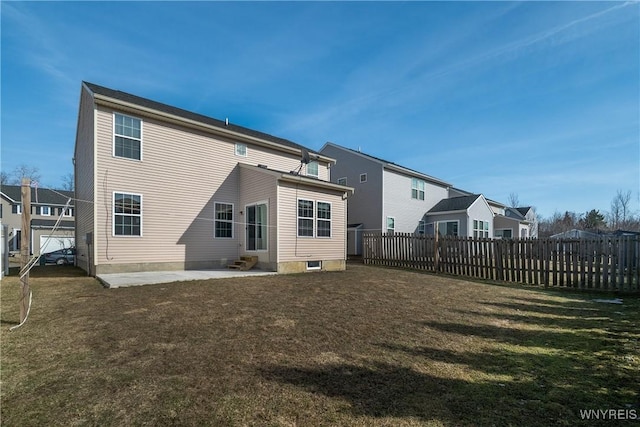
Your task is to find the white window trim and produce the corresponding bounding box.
[14,204,22,215]
[306,260,322,270]
[436,220,459,236]
[316,200,332,239]
[360,173,367,183]
[245,201,268,251]
[306,161,319,178]
[297,198,315,238]
[62,207,73,217]
[113,112,143,161]
[411,178,425,201]
[235,143,247,157]
[337,177,347,186]
[386,216,395,233]
[473,219,490,238]
[40,206,51,216]
[214,202,234,239]
[112,191,143,237]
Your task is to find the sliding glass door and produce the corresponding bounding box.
[246,203,267,251]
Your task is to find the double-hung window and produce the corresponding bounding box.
[473,220,489,238]
[235,143,247,157]
[40,206,51,216]
[411,178,425,200]
[12,204,22,215]
[297,199,314,237]
[114,192,142,236]
[114,113,142,160]
[306,161,319,178]
[316,202,331,237]
[386,217,395,234]
[214,203,233,238]
[62,207,73,217]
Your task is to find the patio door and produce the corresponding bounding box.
[246,203,267,251]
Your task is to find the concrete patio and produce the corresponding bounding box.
[97,269,278,288]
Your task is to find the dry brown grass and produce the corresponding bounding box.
[1,264,638,426]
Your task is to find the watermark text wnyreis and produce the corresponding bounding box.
[579,409,637,421]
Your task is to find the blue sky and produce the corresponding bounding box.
[1,1,638,219]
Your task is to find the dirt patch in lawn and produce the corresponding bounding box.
[2,264,638,426]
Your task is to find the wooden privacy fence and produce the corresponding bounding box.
[362,233,640,292]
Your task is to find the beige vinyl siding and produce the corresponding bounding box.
[239,166,278,268]
[93,107,318,269]
[277,181,346,263]
[74,86,96,273]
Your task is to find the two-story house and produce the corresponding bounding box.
[74,82,353,276]
[0,185,75,256]
[320,142,452,254]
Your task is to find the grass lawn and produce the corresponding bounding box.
[1,264,638,426]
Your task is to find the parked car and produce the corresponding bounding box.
[43,248,76,265]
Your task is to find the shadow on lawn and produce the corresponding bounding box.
[261,295,638,425]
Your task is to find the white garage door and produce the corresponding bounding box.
[40,236,75,254]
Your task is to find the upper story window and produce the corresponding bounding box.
[411,178,425,200]
[306,161,318,178]
[62,207,74,217]
[214,202,233,238]
[235,143,247,157]
[40,206,51,216]
[12,204,22,215]
[360,173,367,183]
[114,113,142,160]
[473,220,489,238]
[337,177,347,186]
[113,192,142,236]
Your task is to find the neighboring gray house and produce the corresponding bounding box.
[425,194,495,238]
[320,142,451,254]
[0,185,75,256]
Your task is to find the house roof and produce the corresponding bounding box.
[427,194,481,213]
[322,142,451,187]
[83,82,329,161]
[516,207,532,216]
[1,185,74,206]
[238,163,354,196]
[449,186,506,208]
[505,207,526,220]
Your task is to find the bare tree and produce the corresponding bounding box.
[507,192,520,208]
[0,171,9,186]
[61,172,74,191]
[11,164,41,185]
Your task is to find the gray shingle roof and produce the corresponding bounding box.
[1,185,74,206]
[516,207,532,216]
[84,81,320,156]
[31,219,75,229]
[427,194,481,213]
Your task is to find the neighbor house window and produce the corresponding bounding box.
[306,161,319,178]
[418,220,425,235]
[386,216,395,234]
[297,199,314,237]
[337,177,347,186]
[40,206,51,216]
[411,178,425,200]
[114,113,142,160]
[316,202,331,237]
[473,220,489,238]
[12,204,22,215]
[113,192,142,236]
[495,229,512,239]
[235,143,247,157]
[214,202,234,238]
[437,221,458,236]
[246,203,267,250]
[360,173,367,183]
[62,207,74,217]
